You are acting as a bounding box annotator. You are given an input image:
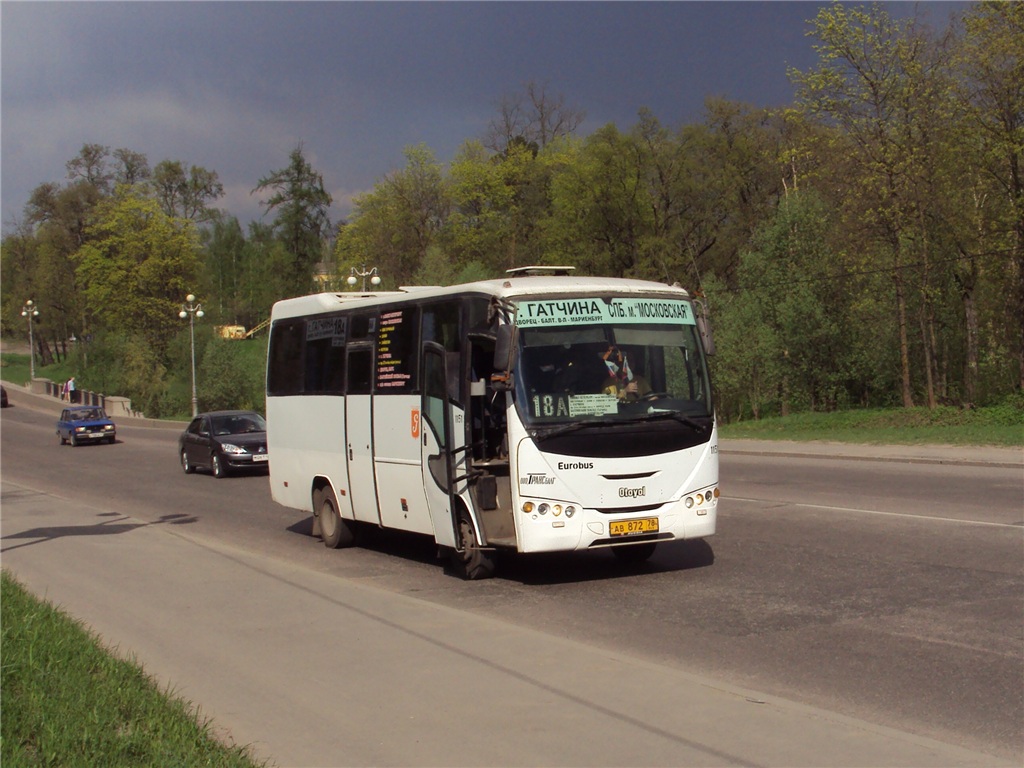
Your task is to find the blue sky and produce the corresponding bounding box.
[1,1,963,232]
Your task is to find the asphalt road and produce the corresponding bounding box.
[1,388,1021,766]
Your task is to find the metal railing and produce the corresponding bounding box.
[41,379,105,408]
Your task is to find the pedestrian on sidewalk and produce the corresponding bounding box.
[66,376,77,404]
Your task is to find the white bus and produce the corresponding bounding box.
[266,268,718,579]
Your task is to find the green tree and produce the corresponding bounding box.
[687,99,789,289]
[485,79,585,153]
[0,226,42,345]
[253,145,332,296]
[705,273,781,421]
[739,193,853,412]
[201,216,247,322]
[112,148,151,187]
[951,1,1024,395]
[65,143,113,194]
[238,221,292,326]
[546,122,653,277]
[446,140,517,271]
[73,190,202,349]
[197,337,262,412]
[791,1,947,408]
[446,138,553,273]
[152,160,225,222]
[16,181,102,357]
[335,144,449,286]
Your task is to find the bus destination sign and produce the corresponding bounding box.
[516,297,694,328]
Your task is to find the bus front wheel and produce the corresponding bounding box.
[612,542,657,565]
[319,487,355,549]
[451,514,496,580]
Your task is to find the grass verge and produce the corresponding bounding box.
[719,402,1024,447]
[1,570,265,768]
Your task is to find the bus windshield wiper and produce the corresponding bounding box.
[531,419,606,441]
[631,410,709,432]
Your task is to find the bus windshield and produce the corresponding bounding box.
[512,297,712,427]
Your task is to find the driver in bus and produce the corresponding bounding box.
[600,345,651,401]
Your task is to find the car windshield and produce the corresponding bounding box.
[211,413,266,435]
[71,408,105,420]
[512,297,712,428]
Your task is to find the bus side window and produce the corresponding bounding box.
[350,314,374,340]
[423,302,460,352]
[268,320,304,396]
[423,350,447,445]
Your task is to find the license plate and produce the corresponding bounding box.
[609,517,659,536]
[252,454,269,462]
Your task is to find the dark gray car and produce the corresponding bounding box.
[178,410,269,478]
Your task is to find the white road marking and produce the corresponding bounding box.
[727,496,1023,529]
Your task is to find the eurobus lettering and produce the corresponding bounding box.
[266,267,718,579]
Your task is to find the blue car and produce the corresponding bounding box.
[57,406,117,446]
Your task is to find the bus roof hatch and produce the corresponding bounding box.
[505,265,576,277]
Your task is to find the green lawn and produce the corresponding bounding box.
[1,571,265,768]
[719,403,1024,447]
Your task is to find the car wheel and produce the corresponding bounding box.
[319,486,355,548]
[181,448,195,474]
[70,433,78,447]
[59,433,66,446]
[211,453,226,479]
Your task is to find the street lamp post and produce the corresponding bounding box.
[21,300,40,380]
[178,294,204,417]
[347,266,381,292]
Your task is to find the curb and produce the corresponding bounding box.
[720,438,1023,470]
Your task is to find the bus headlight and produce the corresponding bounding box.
[522,501,578,517]
[684,487,719,509]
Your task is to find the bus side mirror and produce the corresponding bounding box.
[696,315,716,356]
[491,324,518,390]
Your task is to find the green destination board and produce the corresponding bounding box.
[516,297,694,328]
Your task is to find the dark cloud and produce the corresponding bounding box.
[1,1,961,231]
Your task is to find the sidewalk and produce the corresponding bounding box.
[1,480,1011,768]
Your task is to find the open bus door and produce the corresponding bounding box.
[420,344,458,549]
[421,343,496,578]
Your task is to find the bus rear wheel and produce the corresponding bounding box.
[451,514,496,580]
[318,487,355,549]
